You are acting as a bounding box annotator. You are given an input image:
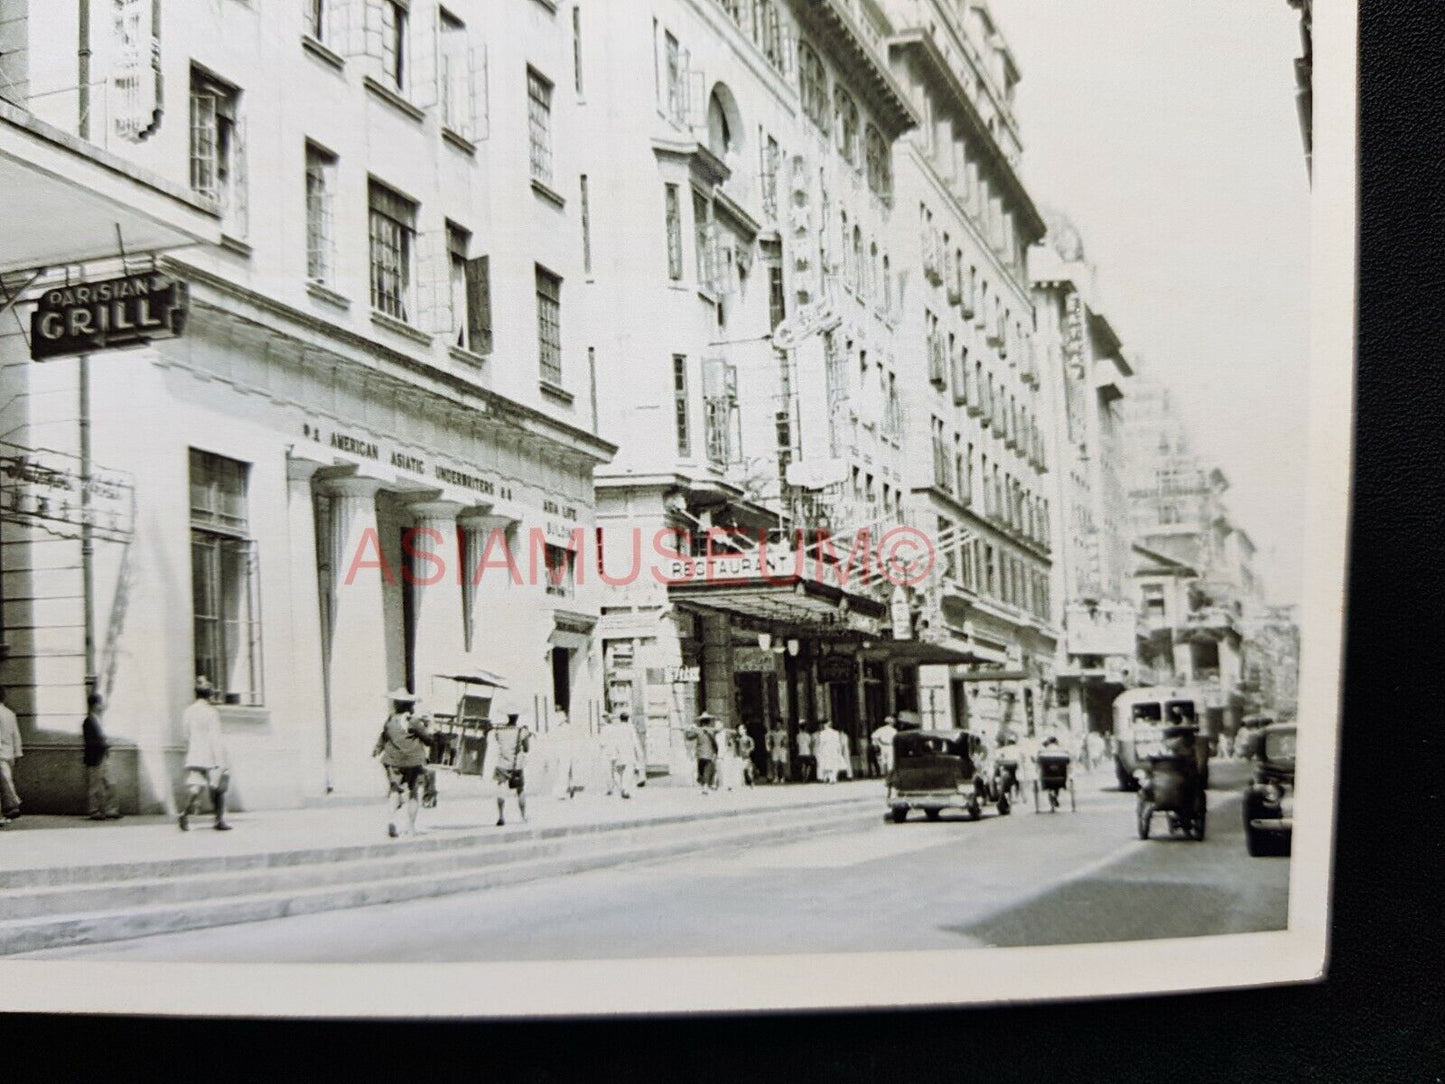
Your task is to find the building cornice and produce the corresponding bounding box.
[888,29,1045,243]
[795,0,920,139]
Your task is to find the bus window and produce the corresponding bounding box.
[1165,701,1197,724]
[1132,703,1162,722]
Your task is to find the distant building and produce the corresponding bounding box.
[1032,216,1140,739]
[1123,377,1262,736]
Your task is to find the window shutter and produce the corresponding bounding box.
[465,255,492,354]
[684,68,707,130]
[409,0,439,108]
[702,356,727,400]
[230,114,249,237]
[413,229,449,334]
[189,89,218,199]
[470,42,489,140]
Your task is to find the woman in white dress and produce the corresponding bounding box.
[816,721,847,784]
[716,725,747,791]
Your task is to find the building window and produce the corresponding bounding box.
[544,543,574,598]
[439,9,477,139]
[798,41,828,134]
[380,0,408,94]
[693,189,716,290]
[189,67,247,236]
[190,449,262,707]
[834,86,859,166]
[703,356,739,465]
[580,174,592,275]
[674,355,691,456]
[306,0,326,42]
[368,179,416,320]
[304,141,336,284]
[882,254,891,314]
[572,3,583,95]
[447,224,492,354]
[865,124,891,199]
[536,265,563,384]
[768,256,786,330]
[707,90,732,160]
[664,184,684,280]
[664,31,682,122]
[527,67,554,185]
[756,0,786,73]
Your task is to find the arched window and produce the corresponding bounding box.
[834,86,859,165]
[707,91,732,159]
[865,125,891,199]
[798,42,828,134]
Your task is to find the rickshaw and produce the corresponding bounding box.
[425,669,510,785]
[1134,724,1207,841]
[1033,747,1076,812]
[886,729,991,822]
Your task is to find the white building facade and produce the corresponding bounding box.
[0,0,613,812]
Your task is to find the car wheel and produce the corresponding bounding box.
[1245,823,1265,856]
[890,806,908,823]
[925,808,941,821]
[1137,797,1154,840]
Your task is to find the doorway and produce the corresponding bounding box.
[551,646,572,716]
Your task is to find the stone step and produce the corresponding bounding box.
[0,803,879,956]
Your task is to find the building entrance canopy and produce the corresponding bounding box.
[670,576,887,636]
[0,102,219,277]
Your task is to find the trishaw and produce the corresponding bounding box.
[988,748,1022,816]
[1134,724,1207,841]
[886,729,992,822]
[1033,750,1076,812]
[425,669,510,790]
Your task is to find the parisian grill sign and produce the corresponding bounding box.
[30,271,189,360]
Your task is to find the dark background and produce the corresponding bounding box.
[11,3,1445,1080]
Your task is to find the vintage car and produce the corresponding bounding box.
[1243,723,1296,856]
[886,729,991,822]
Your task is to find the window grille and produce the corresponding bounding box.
[528,68,553,184]
[368,179,416,320]
[189,449,262,706]
[665,184,684,280]
[674,355,692,456]
[190,68,247,237]
[305,143,336,284]
[536,266,563,384]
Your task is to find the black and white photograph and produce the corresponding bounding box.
[0,0,1351,1016]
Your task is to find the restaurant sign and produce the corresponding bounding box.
[30,271,189,360]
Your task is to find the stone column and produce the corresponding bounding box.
[699,612,734,726]
[460,511,523,701]
[404,499,466,692]
[319,475,390,796]
[285,458,329,798]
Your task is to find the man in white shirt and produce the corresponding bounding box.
[0,686,23,823]
[180,676,231,831]
[871,716,899,778]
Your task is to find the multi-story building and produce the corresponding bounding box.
[875,0,1054,738]
[1242,602,1300,720]
[1123,375,1260,738]
[0,0,615,812]
[585,0,925,775]
[1031,213,1140,739]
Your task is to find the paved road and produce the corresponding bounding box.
[30,764,1288,962]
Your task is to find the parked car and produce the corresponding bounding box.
[886,729,992,822]
[1243,723,1296,856]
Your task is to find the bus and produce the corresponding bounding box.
[1111,686,1212,791]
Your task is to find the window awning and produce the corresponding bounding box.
[0,101,220,277]
[857,639,996,666]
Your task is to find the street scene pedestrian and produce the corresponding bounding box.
[479,706,530,826]
[82,692,121,820]
[795,725,815,783]
[716,724,746,791]
[736,725,756,787]
[0,686,21,824]
[872,716,899,778]
[691,713,720,793]
[179,677,230,832]
[765,721,790,784]
[373,688,435,838]
[599,711,644,799]
[815,721,848,785]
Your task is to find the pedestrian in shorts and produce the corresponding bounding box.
[374,688,435,838]
[179,676,231,831]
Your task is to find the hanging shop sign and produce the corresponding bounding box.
[0,441,135,542]
[30,271,189,360]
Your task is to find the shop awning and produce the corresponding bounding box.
[431,668,509,688]
[669,576,887,631]
[858,639,996,666]
[0,101,219,277]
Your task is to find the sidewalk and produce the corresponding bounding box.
[0,774,883,877]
